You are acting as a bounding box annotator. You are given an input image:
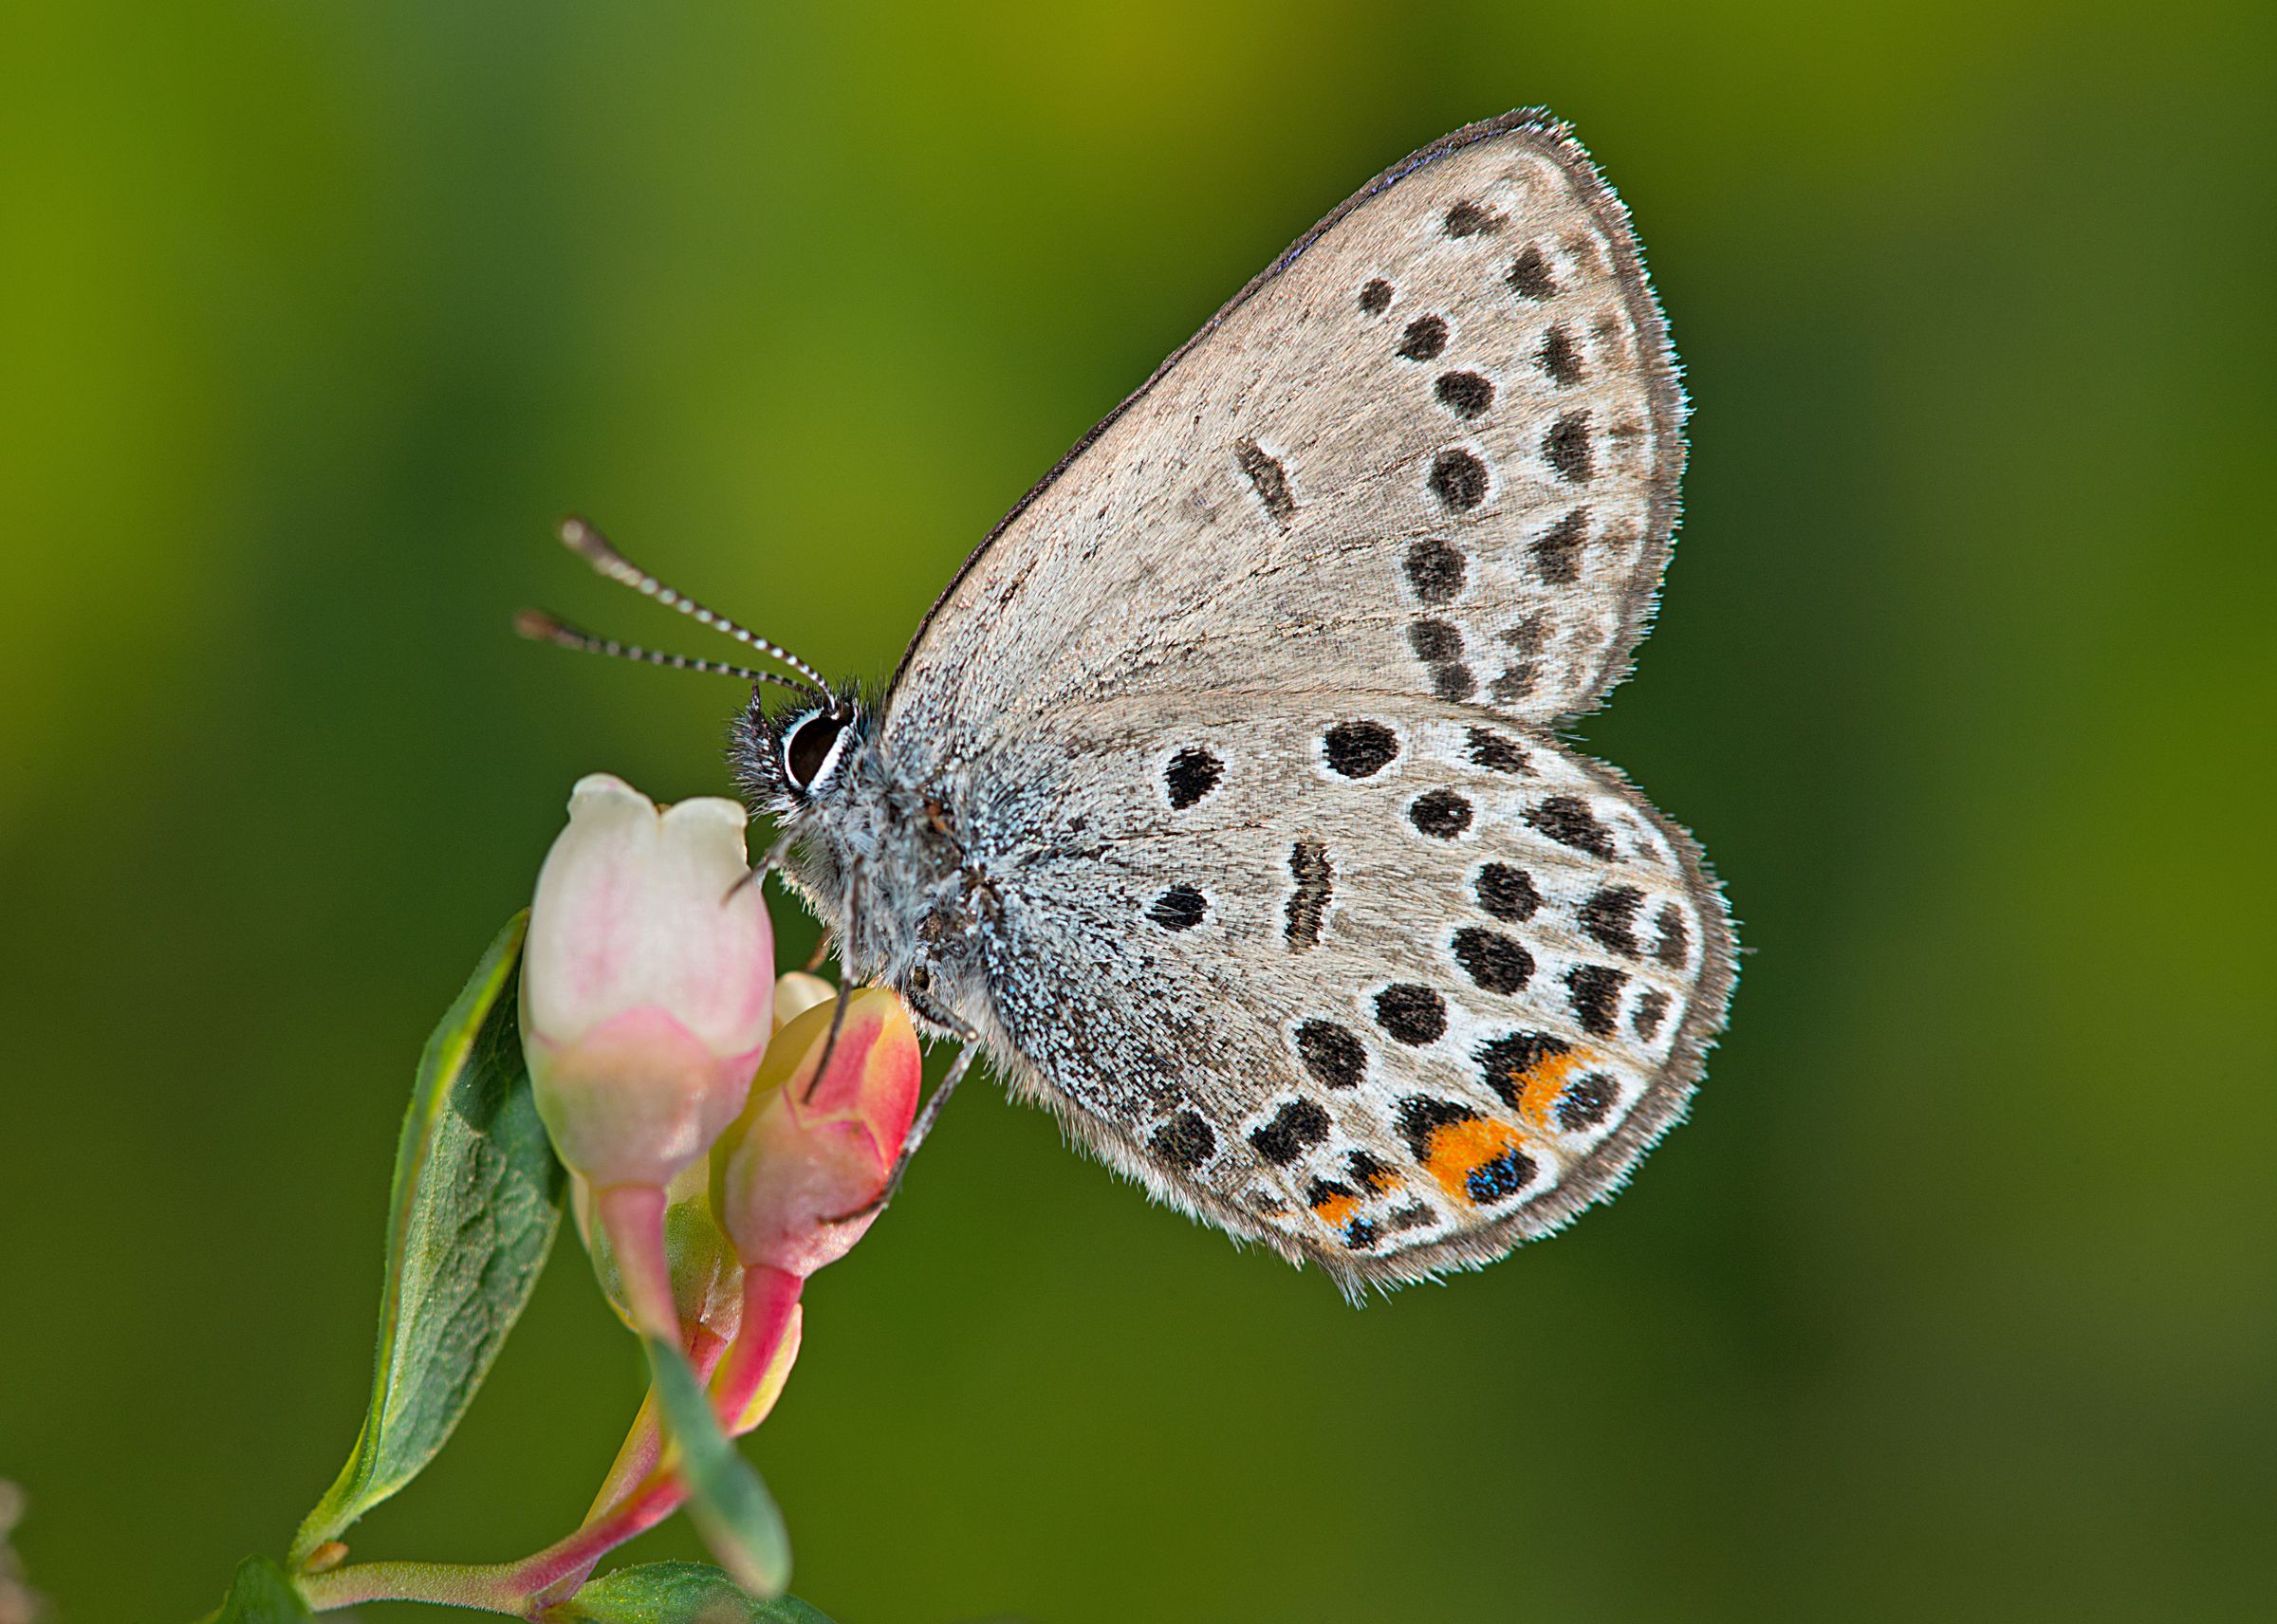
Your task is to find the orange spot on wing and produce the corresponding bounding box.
[1419,1116,1531,1206]
[1310,1189,1361,1227]
[1515,1050,1585,1129]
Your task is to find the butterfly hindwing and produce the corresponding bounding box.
[885,109,1684,764]
[950,693,1733,1291]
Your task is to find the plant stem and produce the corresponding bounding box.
[297,1557,529,1615]
[714,1265,804,1435]
[535,1267,805,1603]
[590,1182,679,1344]
[580,1324,730,1526]
[298,1474,690,1617]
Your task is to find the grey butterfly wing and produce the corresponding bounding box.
[884,108,1684,759]
[950,695,1734,1291]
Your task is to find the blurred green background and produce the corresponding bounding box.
[3,3,2271,1620]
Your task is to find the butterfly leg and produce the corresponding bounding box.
[719,828,793,905]
[799,977,854,1105]
[827,1037,977,1224]
[800,858,861,1101]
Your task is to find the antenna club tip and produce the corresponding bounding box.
[558,514,622,567]
[514,607,565,642]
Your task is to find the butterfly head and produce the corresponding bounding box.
[731,683,869,815]
[514,515,862,816]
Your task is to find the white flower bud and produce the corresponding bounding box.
[521,774,774,1192]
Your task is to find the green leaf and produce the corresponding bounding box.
[547,1561,836,1624]
[289,911,566,1564]
[646,1337,793,1598]
[204,1556,316,1623]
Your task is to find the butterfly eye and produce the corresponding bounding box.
[783,710,848,791]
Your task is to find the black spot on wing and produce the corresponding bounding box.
[1404,537,1466,603]
[1430,449,1489,510]
[1508,244,1557,300]
[1452,928,1533,994]
[1466,728,1529,773]
[1527,795,1618,858]
[1295,1020,1365,1090]
[1408,619,1461,662]
[1347,1149,1398,1191]
[1375,985,1448,1046]
[1324,720,1398,778]
[1395,1096,1477,1161]
[1545,411,1593,482]
[1148,885,1207,932]
[1476,863,1543,922]
[1233,436,1295,528]
[1565,965,1628,1037]
[1530,508,1588,585]
[1250,1099,1331,1166]
[1557,1073,1618,1132]
[1435,371,1494,418]
[1475,1031,1573,1109]
[1444,200,1501,237]
[1358,277,1393,315]
[1152,1111,1215,1170]
[1398,315,1449,360]
[1165,747,1221,809]
[1466,1149,1534,1205]
[1537,323,1584,384]
[1653,901,1693,969]
[1409,789,1473,839]
[1431,663,1476,702]
[1286,839,1333,950]
[1579,885,1644,956]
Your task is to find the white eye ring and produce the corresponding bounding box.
[782,710,852,793]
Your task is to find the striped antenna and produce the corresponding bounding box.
[513,609,815,693]
[557,516,831,697]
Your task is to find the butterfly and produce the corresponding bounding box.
[525,109,1736,1295]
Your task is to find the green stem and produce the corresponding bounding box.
[299,1474,689,1616]
[297,1558,528,1615]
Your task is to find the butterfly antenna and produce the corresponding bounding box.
[557,516,832,698]
[513,609,815,693]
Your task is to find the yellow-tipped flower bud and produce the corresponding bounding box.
[712,987,921,1280]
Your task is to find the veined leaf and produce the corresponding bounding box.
[204,1557,316,1623]
[646,1338,793,1598]
[289,911,565,1564]
[548,1561,835,1623]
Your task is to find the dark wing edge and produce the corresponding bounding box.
[884,108,1690,723]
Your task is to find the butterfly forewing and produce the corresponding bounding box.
[951,694,1732,1290]
[886,110,1684,761]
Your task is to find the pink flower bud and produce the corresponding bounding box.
[522,774,774,1192]
[711,987,921,1279]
